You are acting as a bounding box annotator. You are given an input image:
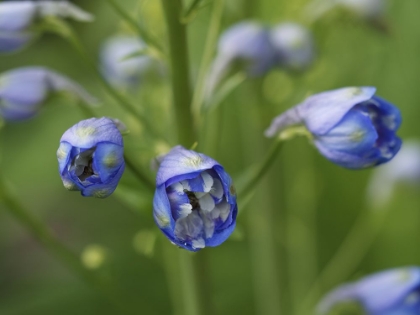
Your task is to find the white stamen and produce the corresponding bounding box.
[174,212,203,241]
[210,178,224,199]
[169,182,184,193]
[198,193,215,212]
[192,238,205,249]
[211,208,221,219]
[201,171,214,193]
[200,210,215,238]
[179,203,192,218]
[180,180,191,191]
[194,192,206,199]
[217,200,230,222]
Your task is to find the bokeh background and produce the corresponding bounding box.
[1,0,420,314]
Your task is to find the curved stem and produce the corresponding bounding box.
[238,138,283,197]
[0,175,134,315]
[300,209,389,314]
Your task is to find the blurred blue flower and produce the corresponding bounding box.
[100,35,155,88]
[270,22,315,71]
[153,146,237,251]
[57,117,125,198]
[0,67,96,121]
[367,140,420,208]
[0,0,93,53]
[265,87,402,169]
[205,21,276,98]
[318,267,420,315]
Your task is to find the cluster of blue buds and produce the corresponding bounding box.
[265,87,402,169]
[57,117,125,198]
[206,21,314,97]
[0,0,93,53]
[100,35,155,88]
[318,267,420,315]
[0,67,96,121]
[153,146,237,251]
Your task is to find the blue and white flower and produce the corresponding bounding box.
[153,146,237,251]
[270,22,315,71]
[0,66,96,121]
[0,0,93,53]
[57,117,125,198]
[318,267,420,315]
[265,87,402,169]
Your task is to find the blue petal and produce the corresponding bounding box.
[57,141,73,174]
[0,31,34,53]
[153,185,176,239]
[206,216,237,247]
[81,163,125,198]
[213,165,236,204]
[156,146,220,186]
[0,2,36,31]
[60,117,123,148]
[92,142,124,183]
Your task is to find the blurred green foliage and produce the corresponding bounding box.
[1,0,420,314]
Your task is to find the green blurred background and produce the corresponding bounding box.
[1,0,420,314]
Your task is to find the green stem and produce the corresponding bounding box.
[300,209,389,314]
[0,175,134,315]
[105,0,164,59]
[75,102,155,192]
[161,0,196,147]
[191,0,225,127]
[238,139,283,197]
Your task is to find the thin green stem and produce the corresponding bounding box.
[0,175,134,315]
[238,139,283,197]
[191,0,225,127]
[161,0,196,146]
[300,209,389,314]
[105,0,164,59]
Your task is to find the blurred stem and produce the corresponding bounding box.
[75,102,155,192]
[105,0,164,59]
[59,23,165,142]
[300,209,389,314]
[0,175,134,315]
[191,0,225,128]
[238,138,283,197]
[160,2,205,315]
[161,0,196,147]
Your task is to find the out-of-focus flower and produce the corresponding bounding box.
[100,35,156,88]
[318,267,420,315]
[265,87,402,169]
[205,21,276,98]
[0,0,93,53]
[57,117,125,198]
[0,66,96,121]
[270,22,315,72]
[153,146,237,251]
[367,140,420,208]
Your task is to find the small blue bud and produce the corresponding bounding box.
[270,22,315,71]
[0,67,97,121]
[367,140,420,208]
[265,87,402,169]
[153,146,237,251]
[57,117,125,198]
[0,0,93,53]
[318,267,420,315]
[206,21,276,97]
[100,35,155,88]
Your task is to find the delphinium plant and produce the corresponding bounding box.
[0,0,416,315]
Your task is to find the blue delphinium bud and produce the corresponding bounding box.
[265,87,402,169]
[57,117,125,198]
[0,0,93,53]
[318,267,420,315]
[206,21,276,98]
[270,22,315,72]
[100,35,154,88]
[0,67,96,121]
[367,140,420,208]
[153,146,237,251]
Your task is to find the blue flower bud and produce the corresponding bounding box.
[153,146,237,251]
[100,35,155,88]
[0,67,97,121]
[270,22,315,71]
[318,267,420,315]
[206,21,276,97]
[57,117,125,198]
[0,0,93,53]
[265,87,402,169]
[367,140,420,208]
